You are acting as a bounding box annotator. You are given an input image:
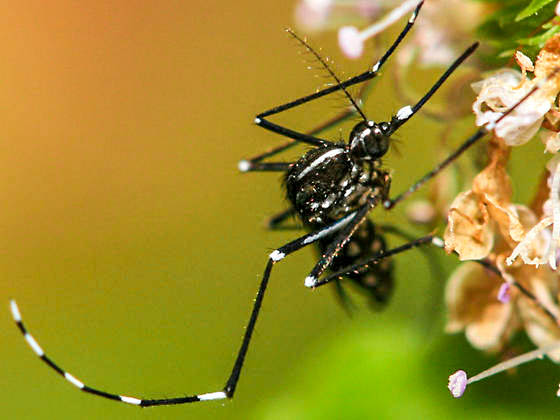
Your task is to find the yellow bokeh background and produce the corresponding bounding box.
[3,1,558,419]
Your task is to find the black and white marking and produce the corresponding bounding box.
[11,0,550,408]
[10,300,226,406]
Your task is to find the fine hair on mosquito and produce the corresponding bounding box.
[9,0,555,408]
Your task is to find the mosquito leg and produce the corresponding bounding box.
[312,234,436,288]
[304,199,376,288]
[10,212,360,406]
[239,141,299,170]
[429,236,560,325]
[240,102,367,172]
[258,1,424,120]
[379,223,445,280]
[384,70,558,210]
[384,42,479,135]
[241,3,424,172]
[222,210,362,398]
[249,1,425,154]
[239,81,375,173]
[254,117,333,147]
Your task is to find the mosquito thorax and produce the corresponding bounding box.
[349,120,390,161]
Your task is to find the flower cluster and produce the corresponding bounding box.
[295,0,484,65]
[292,0,560,402]
[444,34,560,397]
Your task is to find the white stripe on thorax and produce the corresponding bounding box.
[296,148,344,181]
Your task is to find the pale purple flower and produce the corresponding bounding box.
[338,26,364,59]
[448,370,467,398]
[338,0,421,59]
[497,282,511,303]
[295,0,332,31]
[452,342,560,398]
[294,0,384,32]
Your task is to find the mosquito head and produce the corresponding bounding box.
[349,120,391,161]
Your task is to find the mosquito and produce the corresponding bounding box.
[10,0,549,407]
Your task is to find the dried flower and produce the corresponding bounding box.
[446,258,560,357]
[515,51,535,76]
[472,35,560,146]
[472,69,545,146]
[541,129,560,153]
[444,139,521,261]
[507,155,560,269]
[296,0,484,65]
[444,139,560,356]
[445,262,517,351]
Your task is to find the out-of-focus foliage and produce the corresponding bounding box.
[256,320,560,420]
[476,0,560,63]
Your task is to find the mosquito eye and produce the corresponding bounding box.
[366,134,389,159]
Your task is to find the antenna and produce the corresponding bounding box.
[286,28,368,122]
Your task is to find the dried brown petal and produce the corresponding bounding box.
[540,129,560,153]
[533,34,560,104]
[445,191,493,260]
[517,267,560,361]
[515,51,534,76]
[472,70,546,146]
[485,199,526,245]
[472,35,560,147]
[465,303,514,350]
[445,262,516,350]
[471,139,511,204]
[510,156,560,269]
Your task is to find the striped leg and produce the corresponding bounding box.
[239,77,381,174]
[384,67,560,210]
[239,1,424,173]
[239,106,363,173]
[311,235,437,289]
[256,1,424,121]
[384,42,479,136]
[9,300,201,406]
[304,199,376,288]
[10,211,359,407]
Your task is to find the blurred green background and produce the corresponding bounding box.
[2,1,558,419]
